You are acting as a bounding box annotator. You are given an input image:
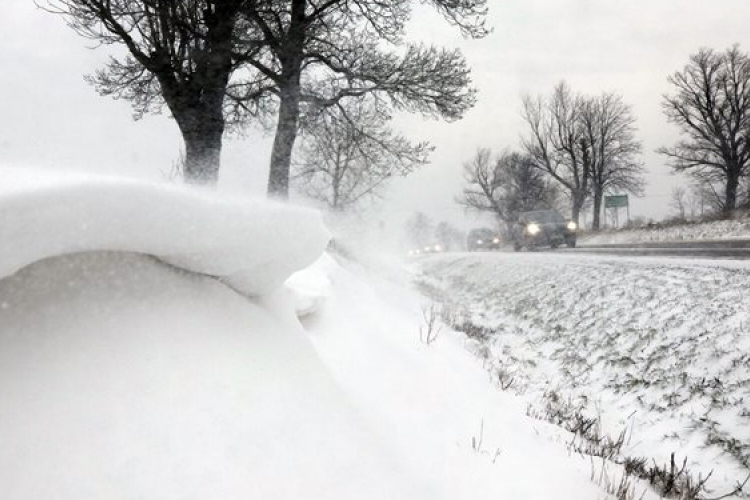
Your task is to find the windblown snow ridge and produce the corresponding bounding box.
[0,168,330,296]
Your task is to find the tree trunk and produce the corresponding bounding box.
[571,190,585,225]
[725,171,740,213]
[182,125,223,184]
[592,188,603,230]
[266,0,307,199]
[331,166,342,211]
[170,90,226,185]
[268,82,302,199]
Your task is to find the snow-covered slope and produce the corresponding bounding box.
[0,251,410,500]
[416,252,750,497]
[0,168,329,296]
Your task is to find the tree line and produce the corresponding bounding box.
[42,0,488,200]
[37,3,750,221]
[459,82,644,231]
[460,44,750,230]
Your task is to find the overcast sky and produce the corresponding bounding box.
[2,1,750,232]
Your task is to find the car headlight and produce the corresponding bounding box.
[527,223,540,235]
[567,221,577,231]
[476,239,483,245]
[493,238,500,244]
[434,244,441,252]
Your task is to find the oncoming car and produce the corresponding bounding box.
[408,244,443,256]
[511,210,577,251]
[467,228,502,252]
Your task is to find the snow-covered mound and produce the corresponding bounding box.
[285,256,332,317]
[0,168,329,296]
[0,251,409,499]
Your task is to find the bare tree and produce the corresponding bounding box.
[42,0,264,183]
[670,186,688,219]
[405,212,435,250]
[292,100,431,211]
[457,148,558,225]
[580,93,645,230]
[237,0,488,198]
[688,175,736,216]
[522,82,590,224]
[659,46,750,213]
[456,148,501,217]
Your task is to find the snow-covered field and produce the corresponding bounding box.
[0,169,645,499]
[415,252,750,498]
[582,218,750,245]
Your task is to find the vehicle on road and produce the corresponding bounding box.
[511,210,577,251]
[467,228,502,251]
[408,244,443,256]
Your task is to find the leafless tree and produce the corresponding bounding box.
[42,0,265,183]
[670,186,688,219]
[292,100,431,211]
[522,82,591,224]
[580,93,645,230]
[405,212,435,250]
[659,46,750,213]
[457,148,558,226]
[44,0,485,193]
[237,0,488,198]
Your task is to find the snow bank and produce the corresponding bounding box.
[0,168,329,296]
[0,251,412,499]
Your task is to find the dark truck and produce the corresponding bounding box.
[511,210,577,251]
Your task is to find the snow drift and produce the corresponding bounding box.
[0,168,330,296]
[0,170,413,499]
[0,252,410,499]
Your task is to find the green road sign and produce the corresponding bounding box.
[605,194,629,208]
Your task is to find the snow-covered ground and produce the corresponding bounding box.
[582,217,750,245]
[415,252,750,498]
[0,169,646,499]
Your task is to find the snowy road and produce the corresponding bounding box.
[415,251,750,498]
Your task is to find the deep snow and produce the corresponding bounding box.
[0,251,411,499]
[0,168,329,296]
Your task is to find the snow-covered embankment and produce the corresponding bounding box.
[416,252,750,497]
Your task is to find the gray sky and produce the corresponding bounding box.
[2,1,750,232]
